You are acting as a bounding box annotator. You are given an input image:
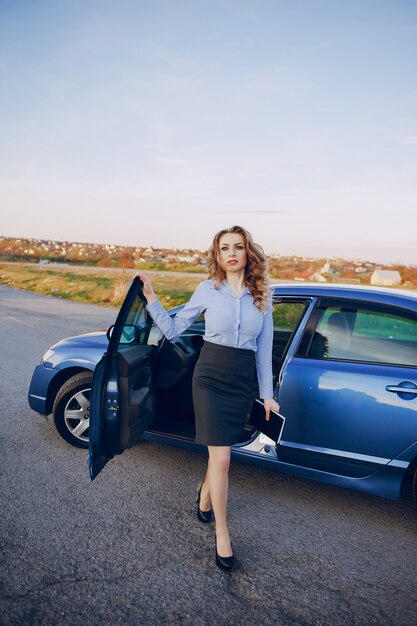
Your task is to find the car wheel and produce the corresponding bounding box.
[52,372,93,448]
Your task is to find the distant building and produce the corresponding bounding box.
[370,269,401,286]
[293,270,312,281]
[176,255,198,263]
[311,272,327,283]
[321,261,336,274]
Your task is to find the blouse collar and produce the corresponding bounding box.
[219,281,250,299]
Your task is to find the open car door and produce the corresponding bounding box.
[88,277,154,480]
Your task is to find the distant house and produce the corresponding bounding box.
[370,269,401,286]
[294,270,327,282]
[310,272,327,283]
[293,270,312,281]
[320,261,335,274]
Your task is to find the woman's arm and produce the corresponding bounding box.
[137,272,206,341]
[255,306,280,420]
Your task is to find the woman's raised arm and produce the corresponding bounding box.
[136,273,207,341]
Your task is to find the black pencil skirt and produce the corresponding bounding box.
[192,341,256,446]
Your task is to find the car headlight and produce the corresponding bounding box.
[41,349,55,363]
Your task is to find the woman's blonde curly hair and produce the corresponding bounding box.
[207,225,270,312]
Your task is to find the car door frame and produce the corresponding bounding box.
[88,277,154,480]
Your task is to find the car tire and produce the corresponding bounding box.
[52,372,93,449]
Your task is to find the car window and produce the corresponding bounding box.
[273,301,306,331]
[272,301,308,379]
[125,294,148,328]
[308,305,417,366]
[147,324,165,346]
[119,293,150,345]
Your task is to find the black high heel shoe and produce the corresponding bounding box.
[215,535,234,571]
[196,481,212,524]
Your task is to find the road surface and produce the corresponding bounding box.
[1,285,416,625]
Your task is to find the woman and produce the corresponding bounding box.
[137,225,279,571]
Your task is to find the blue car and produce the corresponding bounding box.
[28,278,417,503]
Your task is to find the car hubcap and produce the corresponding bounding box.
[64,388,91,442]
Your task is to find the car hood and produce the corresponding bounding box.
[51,330,109,351]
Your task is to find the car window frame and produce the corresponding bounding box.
[271,295,313,369]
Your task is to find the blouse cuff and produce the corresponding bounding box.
[259,386,274,400]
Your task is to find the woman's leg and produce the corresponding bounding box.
[207,445,233,557]
[199,468,212,512]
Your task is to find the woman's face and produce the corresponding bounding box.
[218,232,247,274]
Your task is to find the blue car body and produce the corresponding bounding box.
[28,282,417,500]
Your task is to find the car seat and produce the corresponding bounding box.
[326,312,352,358]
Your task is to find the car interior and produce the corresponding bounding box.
[144,301,308,442]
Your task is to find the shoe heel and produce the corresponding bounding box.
[215,536,234,572]
[196,481,204,503]
[196,481,212,524]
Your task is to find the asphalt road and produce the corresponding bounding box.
[1,285,417,626]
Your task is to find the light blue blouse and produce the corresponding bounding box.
[146,279,274,399]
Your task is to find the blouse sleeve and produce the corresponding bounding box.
[255,305,274,399]
[145,281,206,341]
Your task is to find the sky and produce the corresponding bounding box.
[0,0,416,265]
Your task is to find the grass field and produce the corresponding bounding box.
[0,263,204,308]
[2,262,415,314]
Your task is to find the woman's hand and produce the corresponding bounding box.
[263,398,280,421]
[135,272,157,304]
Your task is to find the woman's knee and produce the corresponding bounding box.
[208,446,231,473]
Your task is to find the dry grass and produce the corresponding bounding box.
[0,263,205,308]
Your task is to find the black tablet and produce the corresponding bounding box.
[249,399,286,444]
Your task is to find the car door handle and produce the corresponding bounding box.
[385,384,417,395]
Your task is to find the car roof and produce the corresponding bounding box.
[270,282,417,310]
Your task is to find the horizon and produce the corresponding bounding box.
[1,1,416,266]
[1,232,415,268]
